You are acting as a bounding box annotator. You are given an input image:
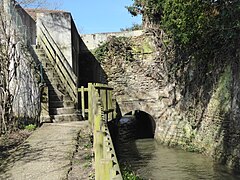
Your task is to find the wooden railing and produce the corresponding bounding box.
[78,83,122,180]
[37,22,77,103]
[79,83,116,122]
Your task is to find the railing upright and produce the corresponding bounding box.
[79,83,122,179]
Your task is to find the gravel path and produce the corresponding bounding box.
[0,121,92,180]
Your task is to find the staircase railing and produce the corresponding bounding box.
[37,21,77,103]
[79,83,122,180]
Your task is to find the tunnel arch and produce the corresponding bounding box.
[123,110,156,139]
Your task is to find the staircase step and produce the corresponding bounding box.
[48,84,66,94]
[45,79,64,87]
[34,48,45,54]
[49,94,72,101]
[44,66,55,72]
[41,61,53,68]
[50,114,82,123]
[48,89,68,97]
[49,100,74,108]
[49,107,76,115]
[40,115,51,123]
[44,77,60,83]
[35,46,77,122]
[41,59,55,68]
[44,70,58,77]
[43,72,60,80]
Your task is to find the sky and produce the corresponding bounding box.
[58,0,142,34]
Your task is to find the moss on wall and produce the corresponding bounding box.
[91,31,240,172]
[93,35,154,63]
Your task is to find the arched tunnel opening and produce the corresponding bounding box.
[108,110,156,161]
[134,110,155,139]
[114,110,156,144]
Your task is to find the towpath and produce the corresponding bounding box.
[0,121,92,180]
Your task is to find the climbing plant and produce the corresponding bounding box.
[0,1,18,134]
[127,0,240,55]
[94,36,134,63]
[120,23,142,32]
[126,0,240,130]
[0,0,53,134]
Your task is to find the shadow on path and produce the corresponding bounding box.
[0,121,89,180]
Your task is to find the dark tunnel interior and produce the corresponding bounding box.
[125,110,156,139]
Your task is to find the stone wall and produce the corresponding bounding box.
[4,0,36,45]
[3,0,41,122]
[10,46,41,120]
[96,35,164,121]
[89,32,240,172]
[37,12,73,67]
[15,5,36,45]
[78,39,107,87]
[81,30,143,50]
[71,19,81,76]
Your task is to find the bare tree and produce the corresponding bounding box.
[18,0,61,9]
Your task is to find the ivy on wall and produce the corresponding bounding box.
[127,0,240,55]
[93,36,134,63]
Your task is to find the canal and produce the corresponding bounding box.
[114,113,240,180]
[118,139,240,180]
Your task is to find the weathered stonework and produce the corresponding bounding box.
[3,0,41,123]
[90,32,240,172]
[10,45,41,121]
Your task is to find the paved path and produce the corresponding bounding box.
[0,121,89,180]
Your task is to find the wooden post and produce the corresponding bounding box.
[95,131,104,180]
[108,90,112,110]
[81,86,85,119]
[113,99,117,119]
[89,83,123,180]
[100,159,112,180]
[94,102,102,132]
[88,83,93,125]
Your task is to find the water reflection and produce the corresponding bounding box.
[118,139,240,180]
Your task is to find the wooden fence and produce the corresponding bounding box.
[78,83,122,180]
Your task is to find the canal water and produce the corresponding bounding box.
[118,139,240,180]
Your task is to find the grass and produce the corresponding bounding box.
[84,153,93,161]
[24,124,37,131]
[121,164,143,180]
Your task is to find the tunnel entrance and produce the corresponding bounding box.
[134,110,155,139]
[109,110,156,162]
[117,110,156,143]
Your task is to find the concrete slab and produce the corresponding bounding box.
[0,121,89,180]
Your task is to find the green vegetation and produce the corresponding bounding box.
[94,36,134,62]
[120,23,142,32]
[24,124,37,131]
[127,1,240,74]
[84,153,93,161]
[125,1,240,152]
[121,165,143,180]
[127,1,240,97]
[127,0,240,47]
[84,142,92,148]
